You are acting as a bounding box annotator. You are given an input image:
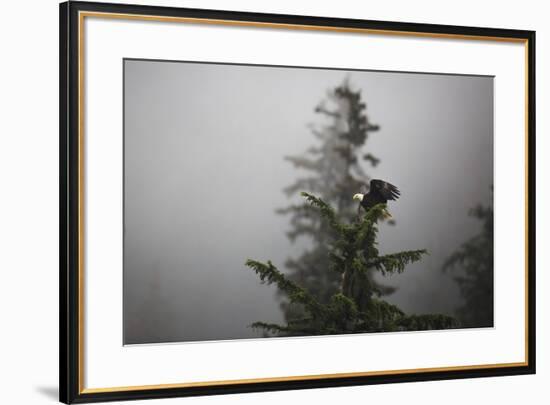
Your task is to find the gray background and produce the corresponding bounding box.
[123,59,493,344]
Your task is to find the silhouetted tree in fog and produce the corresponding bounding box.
[277,80,396,322]
[444,197,494,327]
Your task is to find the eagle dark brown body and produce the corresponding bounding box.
[354,179,400,212]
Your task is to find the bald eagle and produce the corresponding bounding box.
[353,179,400,214]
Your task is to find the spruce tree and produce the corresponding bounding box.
[278,80,394,322]
[443,198,494,327]
[247,193,458,336]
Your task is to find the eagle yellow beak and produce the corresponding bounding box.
[353,193,364,201]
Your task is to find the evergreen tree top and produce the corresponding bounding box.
[247,192,458,336]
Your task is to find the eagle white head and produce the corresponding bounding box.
[353,193,364,202]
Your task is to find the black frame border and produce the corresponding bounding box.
[60,1,536,403]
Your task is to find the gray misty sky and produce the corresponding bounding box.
[123,59,493,344]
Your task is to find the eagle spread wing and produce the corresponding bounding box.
[356,179,400,213]
[370,179,400,201]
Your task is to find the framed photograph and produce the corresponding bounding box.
[60,1,535,403]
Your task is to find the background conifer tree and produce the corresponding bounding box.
[443,197,494,327]
[278,80,394,322]
[248,193,458,336]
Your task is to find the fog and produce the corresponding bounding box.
[123,59,493,344]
